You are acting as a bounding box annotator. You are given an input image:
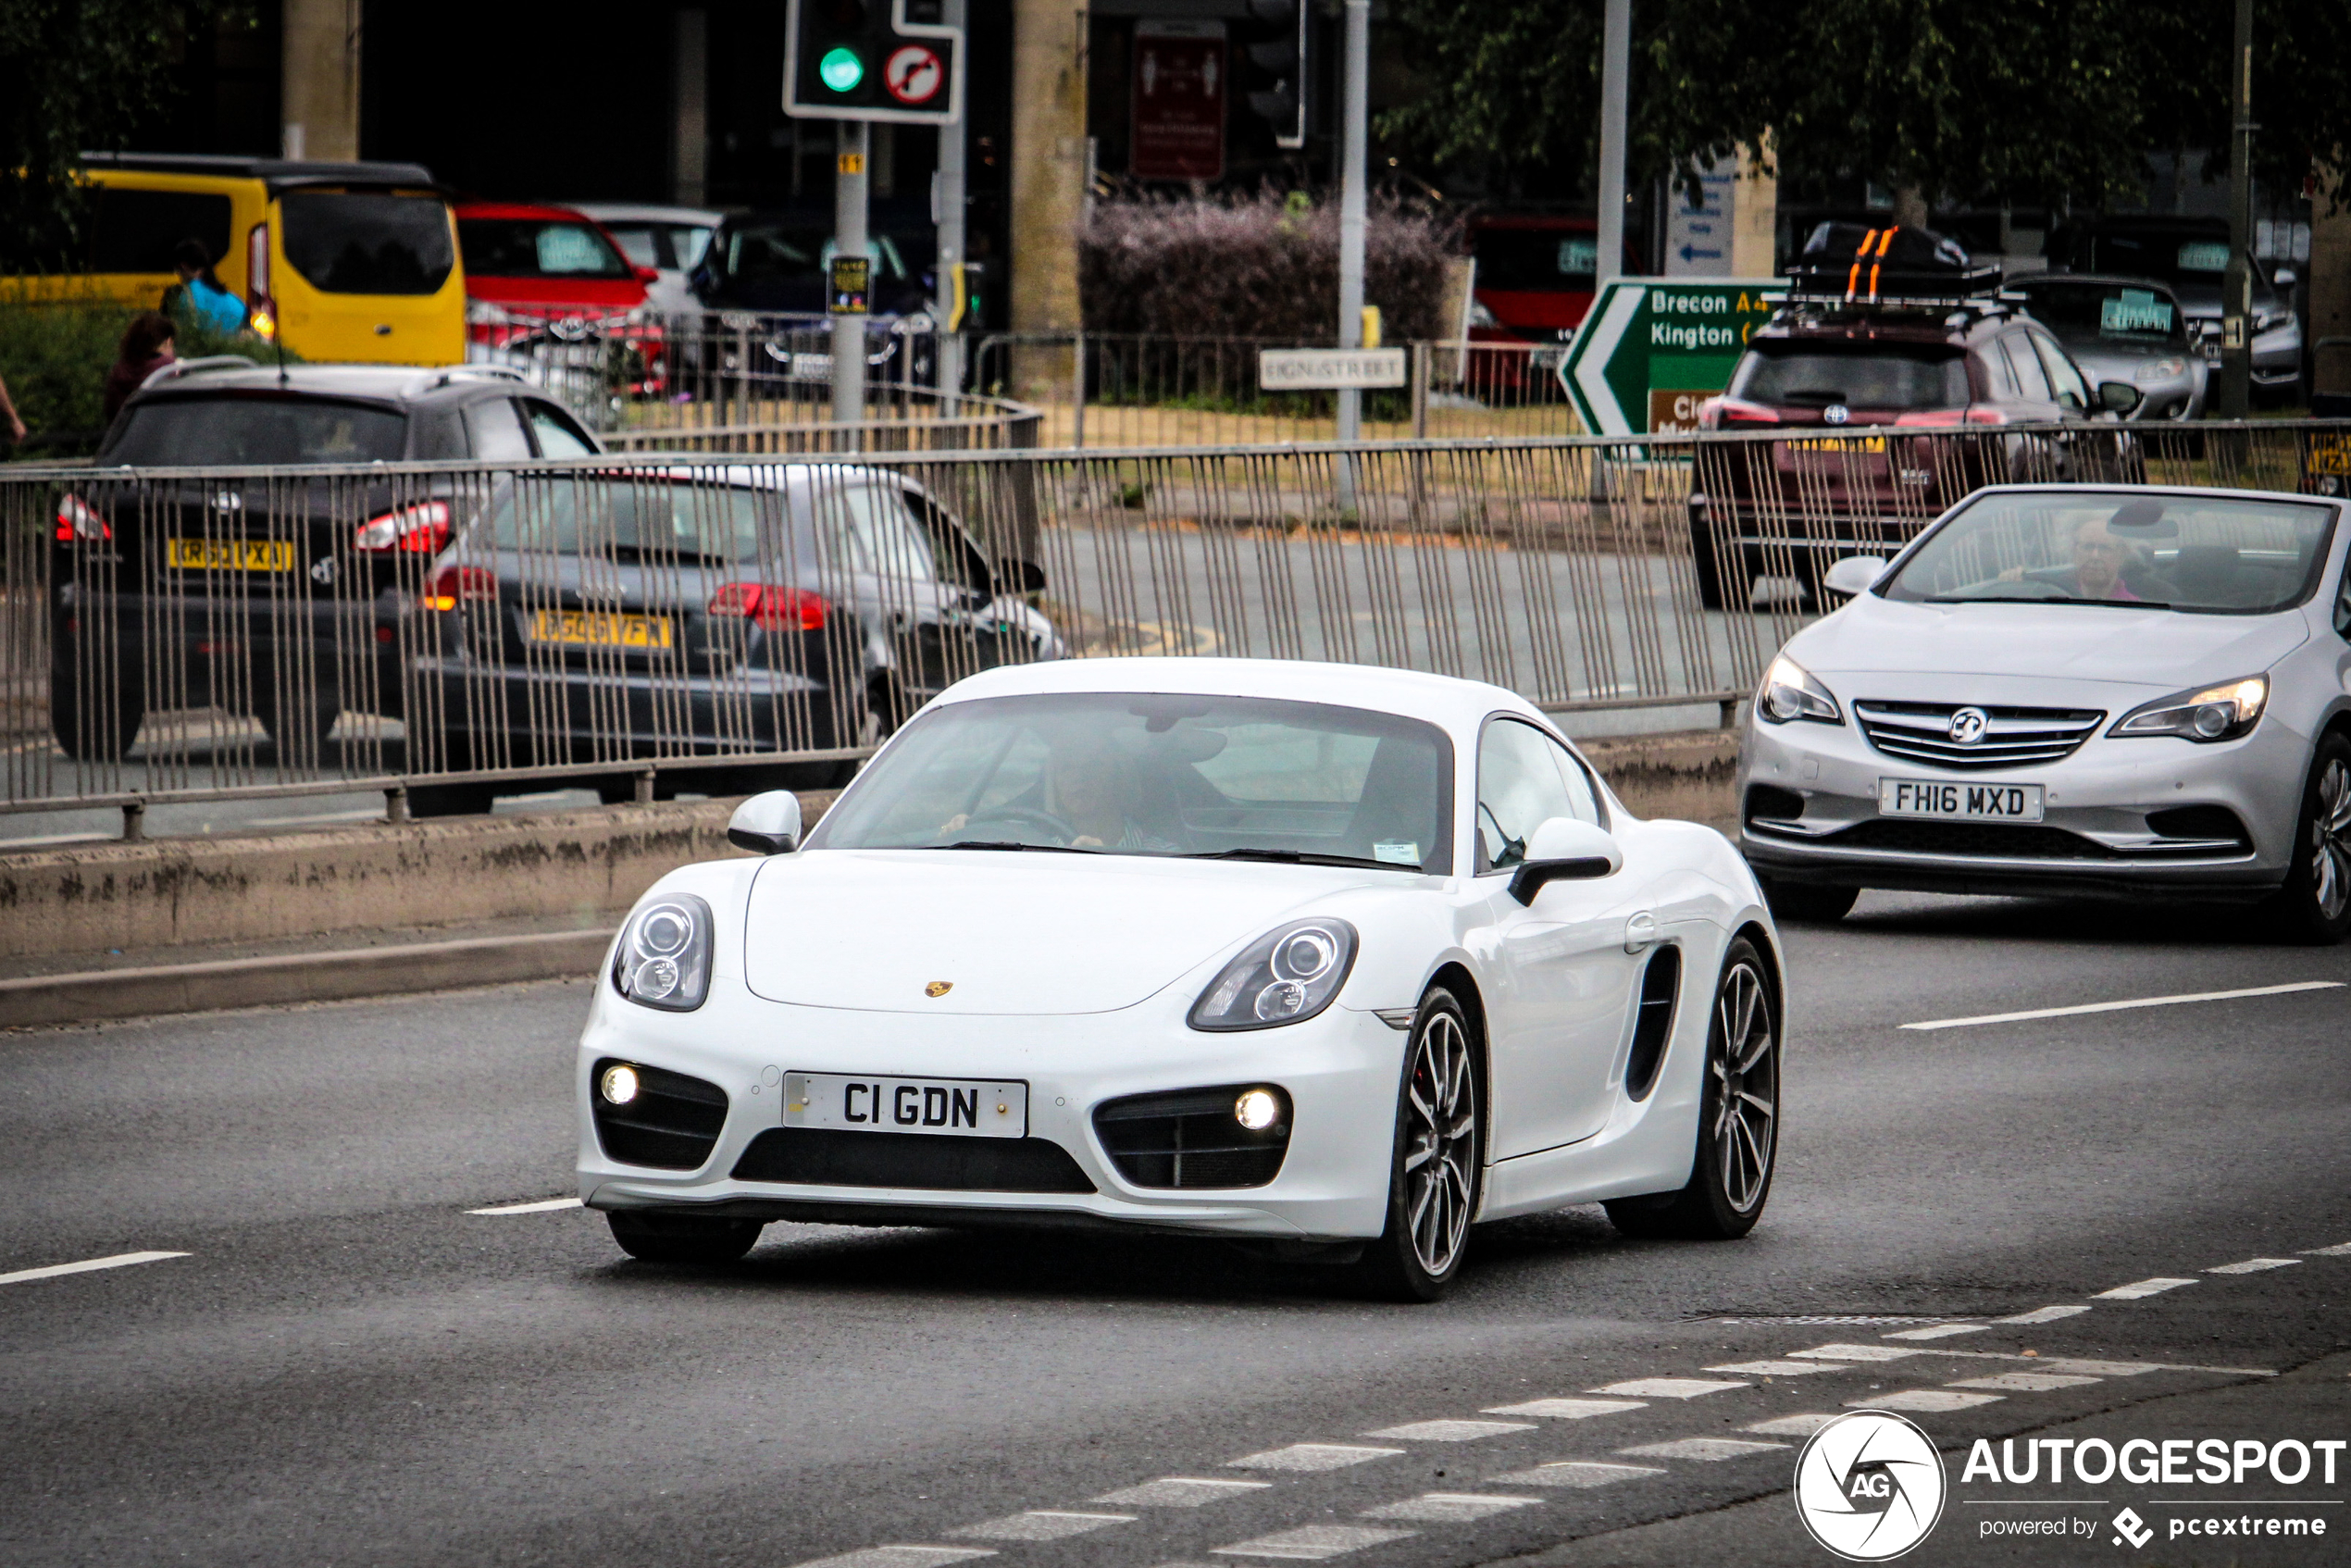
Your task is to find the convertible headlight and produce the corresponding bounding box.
[1757,653,1843,726]
[611,892,714,1010]
[2109,676,2268,743]
[2133,357,2188,382]
[1188,918,1359,1032]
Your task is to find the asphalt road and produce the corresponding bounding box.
[4,890,2348,1568]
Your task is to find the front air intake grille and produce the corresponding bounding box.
[1828,820,2119,859]
[1623,948,1682,1101]
[1854,701,2104,770]
[1093,1086,1292,1189]
[1745,784,1808,824]
[591,1058,728,1170]
[730,1128,1096,1193]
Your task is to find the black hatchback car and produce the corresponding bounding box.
[51,360,602,765]
[404,463,1063,811]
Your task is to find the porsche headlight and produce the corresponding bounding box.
[2109,676,2268,743]
[612,892,713,1011]
[1757,653,1843,726]
[1188,918,1359,1032]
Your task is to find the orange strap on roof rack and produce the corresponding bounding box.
[1866,225,1900,302]
[1845,229,1880,302]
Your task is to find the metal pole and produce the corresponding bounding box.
[834,119,870,437]
[934,0,966,415]
[1335,0,1369,446]
[1595,0,1630,288]
[2218,0,2254,419]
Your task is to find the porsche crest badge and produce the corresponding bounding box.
[925,981,953,998]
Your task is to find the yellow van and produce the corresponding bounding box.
[14,153,466,367]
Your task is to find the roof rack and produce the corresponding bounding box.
[141,355,258,389]
[1784,222,2002,311]
[410,365,536,393]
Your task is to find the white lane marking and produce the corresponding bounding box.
[1210,1524,1417,1560]
[2094,1277,2197,1300]
[1788,1344,1919,1363]
[1226,1444,1402,1473]
[2208,1257,2301,1274]
[1485,1462,1662,1489]
[790,1549,996,1568]
[1360,1419,1533,1442]
[1948,1373,2104,1392]
[1746,1413,1841,1437]
[0,1250,189,1288]
[2302,1241,2351,1256]
[1883,1324,1989,1340]
[1706,1360,1847,1376]
[950,1512,1130,1542]
[1900,979,2343,1031]
[1484,1397,1648,1418]
[1995,1304,2092,1325]
[1618,1437,1789,1462]
[465,1197,584,1215]
[2034,1359,2161,1376]
[1360,1494,1541,1523]
[1588,1377,1748,1399]
[1092,1478,1271,1508]
[1855,1389,2003,1412]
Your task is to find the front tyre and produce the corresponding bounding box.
[1605,937,1779,1240]
[607,1209,764,1264]
[2265,732,2351,945]
[1357,987,1482,1302]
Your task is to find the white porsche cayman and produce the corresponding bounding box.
[578,658,1785,1299]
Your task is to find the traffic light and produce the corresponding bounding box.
[1239,0,1307,150]
[786,0,964,124]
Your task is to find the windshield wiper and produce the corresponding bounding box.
[1923,594,2171,609]
[1182,848,1406,870]
[936,839,1100,853]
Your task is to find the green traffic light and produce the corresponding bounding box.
[818,46,865,93]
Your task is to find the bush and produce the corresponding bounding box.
[1079,191,1459,342]
[0,295,280,459]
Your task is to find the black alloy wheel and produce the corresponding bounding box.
[1605,936,1779,1240]
[607,1209,765,1265]
[2266,731,2351,945]
[1357,986,1482,1302]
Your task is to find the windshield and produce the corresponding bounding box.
[2085,230,2234,285]
[1730,345,1970,410]
[2017,282,2189,346]
[720,225,916,285]
[280,193,455,295]
[457,218,631,280]
[106,396,406,464]
[808,692,1455,870]
[488,478,811,566]
[1883,492,2336,615]
[1473,229,1598,292]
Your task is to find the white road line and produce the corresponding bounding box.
[1484,1397,1649,1417]
[949,1512,1131,1542]
[465,1197,584,1215]
[1485,1462,1662,1488]
[1746,1413,1841,1437]
[2208,1257,2301,1274]
[1995,1305,2092,1325]
[1884,1324,1990,1340]
[1588,1377,1748,1399]
[1706,1360,1847,1375]
[1359,1419,1533,1441]
[790,1549,995,1568]
[1789,1344,1919,1363]
[1360,1494,1541,1523]
[1618,1437,1789,1462]
[1091,1478,1271,1508]
[0,1250,189,1288]
[1854,1389,2003,1412]
[1211,1524,1417,1560]
[1900,979,2343,1031]
[2094,1277,2197,1300]
[1226,1444,1402,1473]
[1948,1373,2104,1392]
[2302,1241,2351,1256]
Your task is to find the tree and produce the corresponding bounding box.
[0,2,253,270]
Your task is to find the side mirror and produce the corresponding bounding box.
[728,790,802,854]
[1822,555,1888,597]
[633,265,662,286]
[2097,380,2143,415]
[997,558,1047,594]
[1508,816,1623,905]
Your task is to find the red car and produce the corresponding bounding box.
[1464,215,1639,399]
[454,201,665,396]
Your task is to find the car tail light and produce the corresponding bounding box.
[707,582,827,631]
[1703,398,1780,429]
[355,500,453,554]
[56,494,111,542]
[422,564,498,611]
[246,224,275,340]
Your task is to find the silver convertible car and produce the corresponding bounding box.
[1739,485,2351,942]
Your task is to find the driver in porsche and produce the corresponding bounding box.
[939,732,1180,851]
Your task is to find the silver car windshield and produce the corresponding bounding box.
[807,692,1453,872]
[1882,492,2337,615]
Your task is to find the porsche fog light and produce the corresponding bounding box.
[1190,919,1359,1032]
[612,893,714,1011]
[600,1064,641,1105]
[1235,1088,1285,1130]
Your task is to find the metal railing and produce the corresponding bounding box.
[3,418,2345,826]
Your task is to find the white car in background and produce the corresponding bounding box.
[572,204,723,319]
[1741,485,2351,941]
[578,658,1785,1300]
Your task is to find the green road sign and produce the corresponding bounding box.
[1558,278,1784,437]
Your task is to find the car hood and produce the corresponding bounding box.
[1792,593,2309,691]
[740,851,1385,1014]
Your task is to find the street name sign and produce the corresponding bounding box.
[1260,348,1407,391]
[1558,278,1784,437]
